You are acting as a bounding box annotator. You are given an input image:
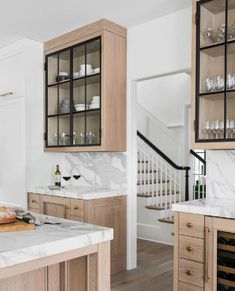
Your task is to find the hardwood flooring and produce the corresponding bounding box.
[111,239,173,291]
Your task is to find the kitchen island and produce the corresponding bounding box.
[0,215,113,291]
[27,186,127,274]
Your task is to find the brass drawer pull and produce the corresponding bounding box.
[187,222,192,228]
[186,246,193,252]
[186,270,192,276]
[74,206,79,210]
[32,200,37,203]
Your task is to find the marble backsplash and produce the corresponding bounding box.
[59,152,127,191]
[207,150,235,199]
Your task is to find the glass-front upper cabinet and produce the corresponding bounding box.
[45,37,101,148]
[195,0,235,146]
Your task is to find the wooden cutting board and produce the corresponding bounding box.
[0,219,35,232]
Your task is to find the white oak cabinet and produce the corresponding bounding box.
[174,212,235,290]
[28,192,127,274]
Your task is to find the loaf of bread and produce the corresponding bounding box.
[0,206,16,224]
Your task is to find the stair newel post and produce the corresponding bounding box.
[184,167,190,201]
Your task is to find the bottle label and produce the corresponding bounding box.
[55,174,61,183]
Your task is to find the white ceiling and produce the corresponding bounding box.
[0,0,191,47]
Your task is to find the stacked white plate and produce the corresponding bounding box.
[89,96,100,109]
[75,104,89,111]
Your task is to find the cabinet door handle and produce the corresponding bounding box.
[32,200,37,203]
[186,246,193,252]
[186,270,192,276]
[74,206,78,210]
[205,227,211,283]
[187,222,192,228]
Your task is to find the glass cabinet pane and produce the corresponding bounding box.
[86,111,101,145]
[73,45,85,79]
[198,94,224,140]
[48,117,58,146]
[226,92,235,139]
[86,38,101,76]
[200,45,225,94]
[227,43,235,91]
[227,0,235,41]
[73,113,85,145]
[46,37,101,148]
[48,86,58,116]
[200,0,225,48]
[86,75,101,111]
[58,50,70,83]
[48,54,58,85]
[59,82,70,114]
[59,115,70,146]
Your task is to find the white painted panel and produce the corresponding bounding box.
[0,98,26,206]
[0,53,24,98]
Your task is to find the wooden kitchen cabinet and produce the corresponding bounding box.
[28,193,127,274]
[192,0,235,149]
[174,212,235,290]
[44,19,127,152]
[39,195,71,219]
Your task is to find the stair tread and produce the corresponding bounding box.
[137,191,180,197]
[137,179,169,185]
[159,217,174,224]
[145,203,178,211]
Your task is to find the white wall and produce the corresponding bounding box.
[128,7,192,81]
[127,7,192,265]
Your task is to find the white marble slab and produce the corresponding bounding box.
[207,150,235,199]
[28,186,125,200]
[173,198,235,219]
[0,216,113,269]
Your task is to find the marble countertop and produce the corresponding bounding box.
[172,198,235,219]
[0,216,113,269]
[28,186,125,200]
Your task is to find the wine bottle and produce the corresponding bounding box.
[55,165,61,187]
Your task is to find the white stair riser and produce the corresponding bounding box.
[138,195,180,205]
[137,183,179,194]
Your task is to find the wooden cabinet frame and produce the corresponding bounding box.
[191,0,235,149]
[44,19,127,152]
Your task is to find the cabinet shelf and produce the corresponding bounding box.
[48,79,70,87]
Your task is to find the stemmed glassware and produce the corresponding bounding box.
[203,120,235,139]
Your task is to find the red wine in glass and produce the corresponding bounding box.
[63,176,71,182]
[73,175,81,180]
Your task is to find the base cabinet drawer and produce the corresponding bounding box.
[179,281,204,291]
[179,258,204,287]
[28,193,40,210]
[179,213,205,238]
[179,235,204,263]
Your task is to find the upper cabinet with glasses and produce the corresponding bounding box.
[44,19,127,152]
[192,0,235,149]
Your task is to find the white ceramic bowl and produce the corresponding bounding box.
[94,68,100,74]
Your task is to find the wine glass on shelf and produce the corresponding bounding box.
[214,120,220,139]
[219,121,224,139]
[229,120,235,139]
[226,119,230,138]
[203,121,210,139]
[210,121,215,139]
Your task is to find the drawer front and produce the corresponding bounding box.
[179,281,203,291]
[179,258,204,287]
[179,235,204,263]
[179,213,205,238]
[28,193,40,210]
[70,199,84,217]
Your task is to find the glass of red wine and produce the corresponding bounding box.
[63,176,71,189]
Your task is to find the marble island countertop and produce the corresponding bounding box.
[173,198,235,219]
[0,216,113,269]
[28,185,125,200]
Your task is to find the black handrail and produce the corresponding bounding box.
[190,149,206,165]
[137,130,190,201]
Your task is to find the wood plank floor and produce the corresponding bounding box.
[111,239,173,291]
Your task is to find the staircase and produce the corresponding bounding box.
[137,131,190,226]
